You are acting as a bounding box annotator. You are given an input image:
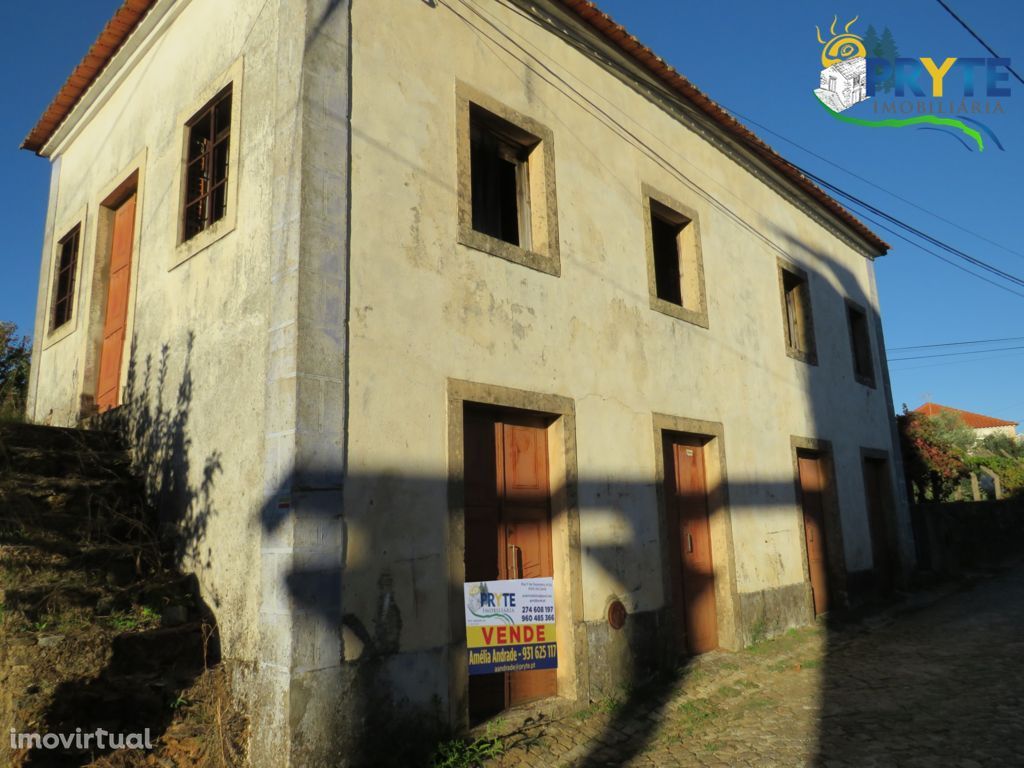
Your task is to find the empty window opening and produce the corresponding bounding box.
[470,105,536,249]
[848,303,875,384]
[651,202,689,306]
[52,225,80,330]
[781,267,815,360]
[183,85,232,241]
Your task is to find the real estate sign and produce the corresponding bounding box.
[464,577,557,675]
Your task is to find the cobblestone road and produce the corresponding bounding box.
[482,564,1024,767]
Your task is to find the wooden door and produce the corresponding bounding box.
[465,409,556,719]
[798,454,831,616]
[96,194,136,411]
[863,458,894,594]
[665,437,718,655]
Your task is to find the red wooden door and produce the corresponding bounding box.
[798,454,831,616]
[465,409,556,718]
[96,195,136,411]
[863,458,894,593]
[498,422,556,706]
[665,437,718,655]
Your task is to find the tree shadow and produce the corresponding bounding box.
[21,332,225,766]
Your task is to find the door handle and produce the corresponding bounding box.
[687,533,694,553]
[508,544,521,579]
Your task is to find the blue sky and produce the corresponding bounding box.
[2,1,1022,428]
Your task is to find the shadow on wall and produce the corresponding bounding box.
[247,222,927,767]
[117,331,223,574]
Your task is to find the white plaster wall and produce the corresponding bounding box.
[343,0,899,670]
[973,425,1018,441]
[28,0,280,662]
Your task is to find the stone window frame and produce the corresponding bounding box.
[456,81,560,277]
[642,184,708,328]
[777,257,818,366]
[170,57,244,270]
[445,378,584,728]
[845,298,877,388]
[42,206,89,350]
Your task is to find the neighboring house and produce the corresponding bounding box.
[22,1,912,764]
[914,402,1020,442]
[815,57,868,112]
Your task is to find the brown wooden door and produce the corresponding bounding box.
[863,458,894,594]
[96,194,136,411]
[465,409,556,719]
[665,437,718,655]
[798,454,831,616]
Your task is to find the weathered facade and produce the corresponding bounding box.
[24,0,914,764]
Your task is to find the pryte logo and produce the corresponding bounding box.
[812,15,1008,151]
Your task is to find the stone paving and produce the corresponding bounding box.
[481,563,1024,767]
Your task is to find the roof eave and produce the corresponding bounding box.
[555,0,889,257]
[20,0,158,156]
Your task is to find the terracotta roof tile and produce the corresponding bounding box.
[22,0,888,255]
[914,402,1018,429]
[20,0,157,154]
[555,0,887,255]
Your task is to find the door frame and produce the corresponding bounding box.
[80,151,147,418]
[652,414,740,652]
[790,436,848,614]
[859,447,902,589]
[446,379,585,730]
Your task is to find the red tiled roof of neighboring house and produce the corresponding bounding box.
[19,0,890,256]
[914,402,1019,429]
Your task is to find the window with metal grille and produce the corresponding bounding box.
[183,85,232,241]
[847,301,875,386]
[52,225,80,330]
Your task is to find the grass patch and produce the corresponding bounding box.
[106,605,161,632]
[799,658,822,670]
[675,697,722,736]
[430,734,505,768]
[737,695,774,714]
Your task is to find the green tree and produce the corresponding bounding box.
[863,24,882,58]
[876,27,899,93]
[0,322,31,421]
[977,432,1024,459]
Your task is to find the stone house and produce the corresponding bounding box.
[914,402,1020,443]
[22,0,913,764]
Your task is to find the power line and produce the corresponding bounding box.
[890,335,1024,351]
[448,0,1024,305]
[889,343,1024,361]
[848,207,1024,300]
[801,169,1024,289]
[933,0,1024,86]
[889,348,1024,371]
[719,105,1024,262]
